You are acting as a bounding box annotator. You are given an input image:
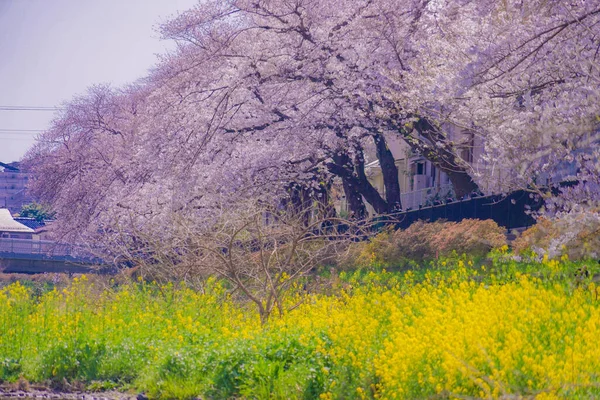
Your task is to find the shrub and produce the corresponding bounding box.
[512,218,556,256]
[427,219,507,258]
[338,228,398,269]
[343,219,506,268]
[391,220,442,262]
[513,212,600,260]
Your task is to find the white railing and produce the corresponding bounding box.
[400,184,454,210]
[0,239,80,258]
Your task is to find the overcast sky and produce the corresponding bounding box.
[0,0,197,163]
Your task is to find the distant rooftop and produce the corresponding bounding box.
[0,162,20,172]
[0,209,34,233]
[14,217,48,231]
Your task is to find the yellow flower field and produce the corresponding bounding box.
[0,256,599,399]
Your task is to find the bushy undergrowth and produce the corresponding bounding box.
[1,252,600,399]
[514,213,600,260]
[342,219,506,269]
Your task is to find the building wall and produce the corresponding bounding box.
[363,127,490,212]
[340,126,589,215]
[0,170,32,214]
[0,231,33,240]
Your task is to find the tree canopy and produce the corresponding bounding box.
[24,0,600,247]
[18,202,55,222]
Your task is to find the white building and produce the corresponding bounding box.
[0,208,34,239]
[0,162,32,214]
[337,127,491,215]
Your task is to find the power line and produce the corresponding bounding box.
[0,129,43,133]
[0,136,37,141]
[0,129,43,140]
[0,106,63,111]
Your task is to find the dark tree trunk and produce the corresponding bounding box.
[444,170,479,199]
[374,133,402,210]
[327,152,367,219]
[341,176,367,219]
[287,184,312,225]
[314,179,337,219]
[326,147,391,217]
[353,147,391,214]
[397,117,480,199]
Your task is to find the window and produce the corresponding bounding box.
[460,130,475,163]
[461,147,473,163]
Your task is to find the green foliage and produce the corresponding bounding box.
[1,253,599,398]
[18,202,55,222]
[0,357,22,382]
[37,342,105,383]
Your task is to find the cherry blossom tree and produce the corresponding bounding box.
[154,0,482,208]
[398,0,600,205]
[24,0,600,255]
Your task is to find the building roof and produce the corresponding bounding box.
[14,217,47,231]
[0,209,34,233]
[0,162,20,172]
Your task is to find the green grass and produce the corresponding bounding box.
[0,252,599,399]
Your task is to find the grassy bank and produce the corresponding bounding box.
[1,252,600,399]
